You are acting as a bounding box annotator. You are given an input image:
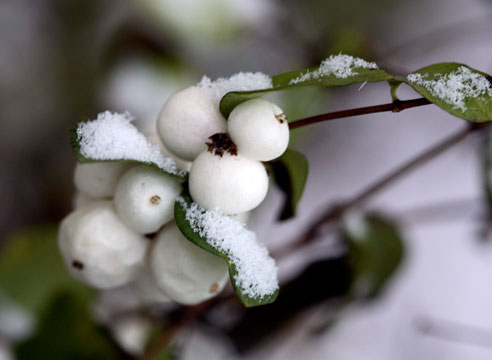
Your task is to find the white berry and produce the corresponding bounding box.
[157,86,227,161]
[72,191,98,209]
[114,165,182,234]
[58,201,147,289]
[150,223,229,305]
[142,129,192,172]
[131,263,170,304]
[74,162,132,198]
[189,150,268,214]
[228,98,289,161]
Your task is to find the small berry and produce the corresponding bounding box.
[74,162,132,198]
[189,149,269,214]
[131,263,170,304]
[157,86,227,161]
[114,165,182,234]
[228,98,289,161]
[72,191,98,209]
[58,201,147,289]
[142,129,191,172]
[150,223,229,305]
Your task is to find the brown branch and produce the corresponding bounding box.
[289,98,431,130]
[294,123,485,248]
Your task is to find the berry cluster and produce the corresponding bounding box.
[59,85,288,305]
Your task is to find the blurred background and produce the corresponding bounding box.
[1,0,492,359]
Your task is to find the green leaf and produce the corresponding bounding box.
[220,56,393,117]
[70,124,188,181]
[344,215,404,300]
[269,149,309,220]
[15,291,119,360]
[388,79,404,101]
[0,226,93,315]
[402,63,492,122]
[174,191,279,307]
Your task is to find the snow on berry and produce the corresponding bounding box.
[228,98,289,161]
[197,72,272,103]
[75,111,186,177]
[114,165,182,234]
[150,223,229,305]
[58,201,148,289]
[177,197,279,300]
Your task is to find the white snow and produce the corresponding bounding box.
[290,54,379,85]
[177,196,278,299]
[76,111,186,177]
[197,72,272,101]
[407,66,492,111]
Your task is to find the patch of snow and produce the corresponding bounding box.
[197,72,272,102]
[290,54,379,85]
[76,111,186,177]
[177,197,278,299]
[407,66,492,111]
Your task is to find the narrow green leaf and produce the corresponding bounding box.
[0,226,93,315]
[271,66,392,88]
[344,215,404,300]
[402,63,492,122]
[220,55,393,117]
[269,149,309,220]
[70,124,188,181]
[174,191,279,307]
[15,291,119,360]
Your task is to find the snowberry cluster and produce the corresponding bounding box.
[59,84,288,306]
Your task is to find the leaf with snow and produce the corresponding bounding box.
[403,63,492,122]
[196,72,273,104]
[174,191,279,307]
[220,54,392,117]
[70,111,187,180]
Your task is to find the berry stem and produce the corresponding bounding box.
[288,97,431,130]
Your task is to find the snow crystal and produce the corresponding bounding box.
[290,54,379,85]
[197,72,272,102]
[407,66,492,111]
[76,111,186,177]
[177,197,278,299]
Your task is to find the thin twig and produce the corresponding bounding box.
[296,124,485,246]
[289,98,431,130]
[415,315,492,348]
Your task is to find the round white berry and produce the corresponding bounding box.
[74,162,132,198]
[58,201,148,289]
[114,165,182,234]
[150,223,229,305]
[189,151,268,214]
[143,129,192,172]
[72,191,98,209]
[228,98,289,161]
[157,86,227,161]
[131,263,170,304]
